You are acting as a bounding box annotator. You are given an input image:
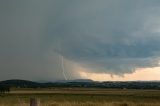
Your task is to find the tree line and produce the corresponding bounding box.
[0,85,10,94]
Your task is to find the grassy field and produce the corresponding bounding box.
[0,88,160,106]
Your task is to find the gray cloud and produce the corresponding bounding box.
[1,0,160,81]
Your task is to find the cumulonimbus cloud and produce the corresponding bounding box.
[1,0,160,81]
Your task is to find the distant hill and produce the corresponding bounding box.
[0,79,160,89]
[0,79,94,88]
[69,79,94,82]
[0,79,40,88]
[55,79,94,83]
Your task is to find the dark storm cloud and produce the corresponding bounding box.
[0,0,79,81]
[1,0,160,81]
[50,0,160,74]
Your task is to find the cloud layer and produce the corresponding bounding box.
[1,0,160,81]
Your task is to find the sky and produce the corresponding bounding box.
[1,0,160,81]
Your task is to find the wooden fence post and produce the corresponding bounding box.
[30,98,40,106]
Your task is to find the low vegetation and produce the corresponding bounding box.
[0,102,160,106]
[1,79,160,89]
[0,88,160,106]
[0,85,10,94]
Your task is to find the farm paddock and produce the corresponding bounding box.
[0,88,160,106]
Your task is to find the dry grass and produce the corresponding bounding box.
[0,88,160,106]
[0,102,160,106]
[43,102,160,106]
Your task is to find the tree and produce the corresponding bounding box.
[0,85,10,94]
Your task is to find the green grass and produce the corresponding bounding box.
[0,88,160,106]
